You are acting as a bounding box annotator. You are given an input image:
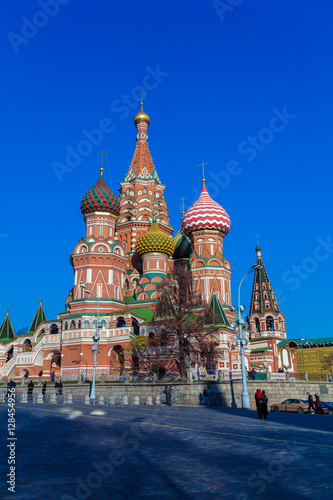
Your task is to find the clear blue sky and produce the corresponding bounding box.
[1,1,332,339]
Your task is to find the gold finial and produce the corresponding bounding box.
[40,293,42,303]
[138,91,146,107]
[198,162,208,186]
[7,305,9,315]
[97,151,107,175]
[179,197,187,215]
[255,234,260,245]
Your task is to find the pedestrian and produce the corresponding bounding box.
[251,368,256,380]
[42,381,47,400]
[200,386,210,406]
[307,392,315,413]
[314,394,322,414]
[255,388,263,419]
[50,372,55,382]
[55,380,60,395]
[6,379,16,397]
[164,385,172,406]
[27,380,34,401]
[59,380,63,396]
[261,390,268,419]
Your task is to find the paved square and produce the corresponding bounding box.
[1,402,332,499]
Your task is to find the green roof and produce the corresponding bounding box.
[29,299,47,333]
[0,311,15,340]
[124,296,136,302]
[203,293,230,327]
[108,307,154,323]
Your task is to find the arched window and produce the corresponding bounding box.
[84,320,90,328]
[50,324,58,334]
[132,278,139,290]
[92,320,97,328]
[266,316,274,331]
[23,339,32,352]
[65,322,68,330]
[132,318,139,336]
[70,320,76,329]
[116,316,126,328]
[255,318,261,332]
[78,320,81,329]
[101,320,106,328]
[124,278,129,290]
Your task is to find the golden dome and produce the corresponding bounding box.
[133,103,151,126]
[135,219,174,257]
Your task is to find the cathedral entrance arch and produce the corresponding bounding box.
[109,345,124,374]
[49,350,62,376]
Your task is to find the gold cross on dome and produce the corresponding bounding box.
[179,197,187,215]
[138,91,146,105]
[97,151,107,172]
[198,162,208,184]
[255,234,260,245]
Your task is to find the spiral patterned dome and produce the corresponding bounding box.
[81,169,120,216]
[182,184,231,237]
[135,219,175,256]
[172,227,191,260]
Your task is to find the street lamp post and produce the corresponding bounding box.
[231,265,263,409]
[81,284,100,403]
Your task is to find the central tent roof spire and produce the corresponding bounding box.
[124,101,159,182]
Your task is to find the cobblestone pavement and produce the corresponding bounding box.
[0,402,332,500]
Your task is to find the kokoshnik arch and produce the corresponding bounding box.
[0,103,294,382]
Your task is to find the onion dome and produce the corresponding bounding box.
[81,168,120,216]
[136,218,175,256]
[133,102,150,126]
[182,184,231,237]
[172,227,191,260]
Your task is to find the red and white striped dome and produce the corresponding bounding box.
[182,185,231,237]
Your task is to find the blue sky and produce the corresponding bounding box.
[1,1,332,339]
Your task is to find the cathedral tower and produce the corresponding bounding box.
[248,245,287,372]
[117,102,172,273]
[182,178,232,315]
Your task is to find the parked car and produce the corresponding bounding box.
[320,402,333,415]
[270,398,314,414]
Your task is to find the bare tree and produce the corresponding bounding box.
[146,267,219,379]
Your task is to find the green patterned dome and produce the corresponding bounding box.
[136,219,175,256]
[172,227,191,260]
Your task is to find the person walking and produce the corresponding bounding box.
[255,388,263,419]
[307,392,315,413]
[164,385,172,406]
[27,380,34,401]
[6,379,16,397]
[251,368,256,380]
[261,390,268,419]
[59,380,63,396]
[50,372,55,382]
[55,380,60,396]
[314,394,322,414]
[42,381,47,400]
[200,387,210,406]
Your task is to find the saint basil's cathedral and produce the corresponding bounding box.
[0,104,296,382]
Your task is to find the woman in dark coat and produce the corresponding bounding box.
[255,389,263,419]
[42,381,47,400]
[315,394,321,414]
[261,390,268,419]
